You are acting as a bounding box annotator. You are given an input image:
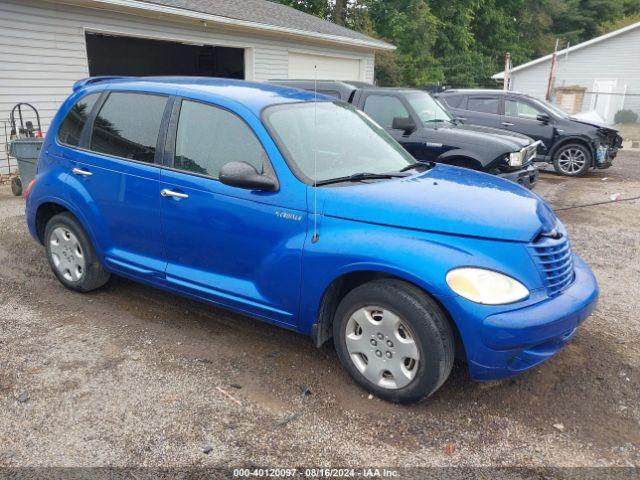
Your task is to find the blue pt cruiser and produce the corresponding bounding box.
[25,77,598,403]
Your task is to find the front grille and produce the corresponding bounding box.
[528,234,575,296]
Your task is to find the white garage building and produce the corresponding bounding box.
[0,0,393,137]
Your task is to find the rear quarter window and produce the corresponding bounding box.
[89,92,167,163]
[57,93,100,147]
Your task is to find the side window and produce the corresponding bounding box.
[363,95,411,129]
[90,92,167,163]
[442,94,466,109]
[174,100,267,179]
[505,98,544,119]
[466,96,500,114]
[57,93,100,147]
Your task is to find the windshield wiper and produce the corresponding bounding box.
[424,118,447,123]
[316,172,405,186]
[399,161,435,172]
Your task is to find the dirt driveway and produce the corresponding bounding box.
[0,152,638,471]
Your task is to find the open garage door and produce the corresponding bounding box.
[86,33,244,79]
[288,52,361,81]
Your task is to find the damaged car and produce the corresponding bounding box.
[437,89,623,176]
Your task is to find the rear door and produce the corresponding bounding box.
[64,90,171,278]
[158,96,306,326]
[460,94,504,129]
[503,96,555,147]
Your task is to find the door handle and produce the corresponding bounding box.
[160,188,188,199]
[501,122,515,127]
[72,167,92,176]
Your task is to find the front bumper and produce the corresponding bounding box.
[498,164,539,189]
[443,256,598,381]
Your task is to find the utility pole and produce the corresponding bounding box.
[503,52,511,91]
[545,39,559,101]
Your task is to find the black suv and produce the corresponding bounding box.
[436,89,623,177]
[271,80,541,189]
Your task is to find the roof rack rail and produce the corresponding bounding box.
[72,76,128,92]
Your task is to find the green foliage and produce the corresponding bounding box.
[614,109,639,124]
[271,0,640,87]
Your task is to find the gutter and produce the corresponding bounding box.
[54,0,396,51]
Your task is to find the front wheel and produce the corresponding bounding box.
[553,143,592,176]
[333,279,454,403]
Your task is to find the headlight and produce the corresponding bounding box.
[446,268,529,305]
[508,150,524,167]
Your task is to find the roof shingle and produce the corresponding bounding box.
[137,0,393,49]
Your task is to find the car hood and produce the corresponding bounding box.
[320,165,556,242]
[568,116,620,135]
[429,123,533,150]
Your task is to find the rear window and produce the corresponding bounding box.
[441,94,466,109]
[57,93,100,147]
[467,96,500,114]
[90,92,167,163]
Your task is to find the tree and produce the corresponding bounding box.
[271,0,640,87]
[334,0,348,25]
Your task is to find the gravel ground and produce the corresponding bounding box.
[0,152,638,471]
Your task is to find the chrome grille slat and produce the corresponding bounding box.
[528,234,575,296]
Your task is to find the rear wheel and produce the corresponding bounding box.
[553,143,592,176]
[44,212,110,292]
[333,279,454,403]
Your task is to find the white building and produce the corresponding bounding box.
[493,21,640,125]
[0,0,393,136]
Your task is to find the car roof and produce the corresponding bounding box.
[74,76,333,115]
[439,88,529,97]
[269,80,424,96]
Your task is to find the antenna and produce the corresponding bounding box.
[311,64,319,244]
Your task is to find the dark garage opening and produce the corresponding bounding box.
[86,33,245,79]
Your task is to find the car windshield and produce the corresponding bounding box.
[264,102,415,184]
[535,98,569,119]
[403,91,452,124]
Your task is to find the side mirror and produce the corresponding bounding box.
[392,116,416,133]
[536,113,551,124]
[219,161,277,192]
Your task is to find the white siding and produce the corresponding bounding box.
[288,51,362,80]
[0,0,376,138]
[509,25,640,120]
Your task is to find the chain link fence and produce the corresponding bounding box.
[553,88,640,147]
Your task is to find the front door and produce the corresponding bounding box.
[159,97,306,326]
[64,90,169,277]
[503,96,555,147]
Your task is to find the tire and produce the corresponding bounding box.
[333,279,454,404]
[44,212,110,292]
[553,143,592,176]
[11,176,22,196]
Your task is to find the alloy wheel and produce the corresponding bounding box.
[557,148,587,175]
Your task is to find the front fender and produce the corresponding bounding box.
[548,134,596,158]
[437,148,487,169]
[298,215,543,337]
